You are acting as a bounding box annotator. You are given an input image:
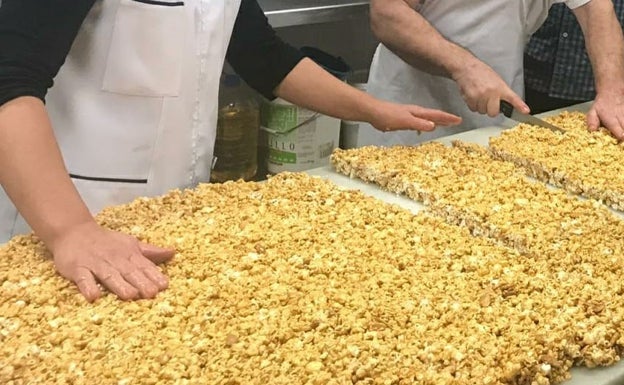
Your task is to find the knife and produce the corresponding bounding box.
[499,100,566,134]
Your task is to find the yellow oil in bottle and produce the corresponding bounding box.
[210,74,259,183]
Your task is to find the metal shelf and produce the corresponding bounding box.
[258,0,370,28]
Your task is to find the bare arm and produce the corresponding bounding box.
[0,97,174,301]
[275,58,461,132]
[0,1,174,302]
[0,98,93,245]
[573,0,624,138]
[226,0,460,129]
[369,0,529,117]
[370,0,470,78]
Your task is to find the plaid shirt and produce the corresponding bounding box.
[525,2,624,100]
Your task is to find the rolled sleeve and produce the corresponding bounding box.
[0,0,94,107]
[562,0,592,9]
[226,0,304,100]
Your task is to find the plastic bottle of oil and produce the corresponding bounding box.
[210,74,259,183]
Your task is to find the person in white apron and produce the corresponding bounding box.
[0,0,461,302]
[354,0,624,147]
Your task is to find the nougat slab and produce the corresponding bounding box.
[3,173,604,385]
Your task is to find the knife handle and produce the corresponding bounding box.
[500,100,514,118]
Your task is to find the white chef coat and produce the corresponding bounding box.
[0,0,241,241]
[355,0,591,147]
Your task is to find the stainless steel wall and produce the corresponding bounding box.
[273,16,378,83]
[259,0,378,83]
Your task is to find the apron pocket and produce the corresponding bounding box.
[70,178,150,218]
[102,0,186,97]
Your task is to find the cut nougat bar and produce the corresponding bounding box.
[489,111,624,211]
[331,141,624,282]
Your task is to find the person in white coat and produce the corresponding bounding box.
[0,0,461,302]
[355,0,624,146]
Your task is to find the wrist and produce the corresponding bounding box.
[596,83,624,98]
[359,96,386,126]
[39,214,99,254]
[447,47,479,82]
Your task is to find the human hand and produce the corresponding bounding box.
[49,221,175,302]
[587,90,624,140]
[367,100,462,132]
[453,59,529,117]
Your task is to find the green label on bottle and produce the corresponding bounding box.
[269,148,297,164]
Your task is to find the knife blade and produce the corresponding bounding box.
[499,100,566,134]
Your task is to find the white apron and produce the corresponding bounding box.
[356,0,590,147]
[0,0,241,241]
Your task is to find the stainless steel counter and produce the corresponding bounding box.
[258,0,369,27]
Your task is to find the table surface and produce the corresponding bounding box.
[307,102,624,385]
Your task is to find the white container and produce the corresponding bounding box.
[261,98,340,173]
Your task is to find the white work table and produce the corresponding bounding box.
[307,102,624,385]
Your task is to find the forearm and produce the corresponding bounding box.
[274,58,379,123]
[275,58,463,132]
[0,97,94,247]
[369,0,477,79]
[574,0,624,94]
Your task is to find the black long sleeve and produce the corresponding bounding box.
[0,0,95,106]
[226,0,305,100]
